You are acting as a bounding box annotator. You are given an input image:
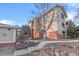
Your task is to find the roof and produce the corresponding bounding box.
[31,5,67,21]
[0,23,15,29]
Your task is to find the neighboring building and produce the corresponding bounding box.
[0,23,16,46]
[15,25,21,36]
[15,25,21,42]
[29,5,67,40]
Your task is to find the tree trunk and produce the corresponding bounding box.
[43,31,47,39]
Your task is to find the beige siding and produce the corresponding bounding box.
[0,28,14,42]
[47,9,58,32]
[48,21,57,32]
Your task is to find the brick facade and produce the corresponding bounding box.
[49,31,58,40]
[31,30,64,40]
[29,5,67,40]
[32,30,44,39]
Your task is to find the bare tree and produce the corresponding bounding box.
[31,3,51,18]
[31,3,66,39]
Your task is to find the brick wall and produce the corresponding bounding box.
[34,32,44,39]
[31,29,64,40]
[31,30,44,39]
[48,31,58,40]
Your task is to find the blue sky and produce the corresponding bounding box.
[0,3,36,25]
[0,3,79,26]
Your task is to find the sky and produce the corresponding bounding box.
[0,3,79,26]
[0,3,36,26]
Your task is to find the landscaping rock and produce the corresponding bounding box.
[18,41,79,56]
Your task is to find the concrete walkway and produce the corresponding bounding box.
[15,40,79,56]
[0,46,15,56]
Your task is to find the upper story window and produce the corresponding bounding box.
[66,22,68,25]
[62,22,65,28]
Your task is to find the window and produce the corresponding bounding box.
[62,22,65,28]
[8,28,11,31]
[66,22,68,25]
[62,31,65,35]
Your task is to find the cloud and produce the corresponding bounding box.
[68,3,79,8]
[66,12,79,26]
[0,20,16,25]
[74,19,79,26]
[65,3,79,12]
[67,12,77,21]
[65,3,79,26]
[62,3,79,20]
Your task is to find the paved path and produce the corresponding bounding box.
[15,40,79,56]
[0,46,15,56]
